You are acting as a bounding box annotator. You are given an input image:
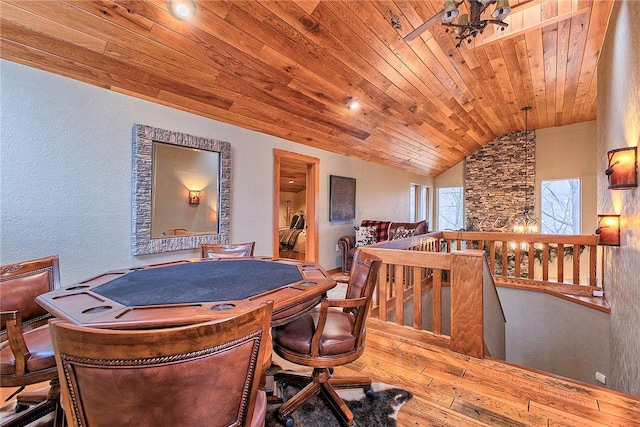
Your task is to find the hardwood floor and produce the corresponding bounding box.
[336,318,640,426]
[4,318,638,426]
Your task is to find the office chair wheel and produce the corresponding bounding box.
[283,415,295,427]
[15,403,29,413]
[364,387,374,398]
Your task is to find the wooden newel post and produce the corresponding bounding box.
[450,250,484,359]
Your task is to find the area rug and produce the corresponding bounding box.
[265,381,412,427]
[0,399,54,427]
[2,385,411,427]
[1,355,411,427]
[265,352,412,427]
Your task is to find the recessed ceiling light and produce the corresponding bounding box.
[169,0,195,20]
[348,98,362,110]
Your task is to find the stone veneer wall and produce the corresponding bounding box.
[465,130,536,230]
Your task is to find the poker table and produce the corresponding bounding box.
[36,257,336,329]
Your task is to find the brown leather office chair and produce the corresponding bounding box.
[0,255,61,422]
[272,250,382,427]
[49,301,273,427]
[201,241,255,258]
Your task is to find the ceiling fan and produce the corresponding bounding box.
[404,0,512,47]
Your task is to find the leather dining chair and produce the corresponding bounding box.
[49,301,273,427]
[1,255,62,424]
[272,249,382,427]
[199,240,272,383]
[201,241,256,258]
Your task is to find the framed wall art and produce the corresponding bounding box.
[329,175,356,221]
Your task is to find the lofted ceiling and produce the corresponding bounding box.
[0,0,613,177]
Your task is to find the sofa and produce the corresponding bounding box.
[337,219,428,272]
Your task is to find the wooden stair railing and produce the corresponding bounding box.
[362,243,505,359]
[359,230,605,358]
[441,231,599,287]
[440,231,609,312]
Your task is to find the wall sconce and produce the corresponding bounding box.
[595,215,620,246]
[188,190,201,205]
[606,146,637,189]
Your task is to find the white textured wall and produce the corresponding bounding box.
[0,60,432,285]
[597,0,640,398]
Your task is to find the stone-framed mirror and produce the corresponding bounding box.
[132,124,230,255]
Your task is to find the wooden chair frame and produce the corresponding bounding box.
[201,241,255,258]
[1,255,62,426]
[50,302,273,427]
[273,250,382,426]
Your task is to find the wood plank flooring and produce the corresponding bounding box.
[4,317,638,426]
[335,318,640,426]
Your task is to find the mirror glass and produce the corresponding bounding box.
[132,124,231,255]
[151,142,219,238]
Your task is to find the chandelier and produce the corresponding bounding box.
[441,0,511,47]
[513,106,538,234]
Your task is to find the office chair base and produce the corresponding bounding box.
[1,396,64,427]
[13,378,60,412]
[276,368,373,427]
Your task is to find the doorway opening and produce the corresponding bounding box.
[273,149,319,262]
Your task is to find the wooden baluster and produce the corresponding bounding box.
[557,244,564,283]
[501,241,508,277]
[528,242,535,279]
[379,264,388,321]
[370,270,380,318]
[395,264,404,325]
[413,266,422,330]
[542,243,549,281]
[432,268,442,335]
[573,244,580,284]
[489,241,496,275]
[589,244,597,288]
[514,244,521,278]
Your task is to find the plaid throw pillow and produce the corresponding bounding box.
[360,220,391,242]
[355,226,377,247]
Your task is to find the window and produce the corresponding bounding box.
[410,184,429,222]
[540,179,581,234]
[437,187,463,230]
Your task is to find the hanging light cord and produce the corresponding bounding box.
[522,106,532,215]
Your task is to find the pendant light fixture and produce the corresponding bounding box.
[513,106,538,234]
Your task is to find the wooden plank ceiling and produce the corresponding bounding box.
[0,0,613,177]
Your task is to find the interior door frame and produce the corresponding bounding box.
[273,149,319,262]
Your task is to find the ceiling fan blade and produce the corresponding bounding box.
[404,9,444,41]
[404,1,537,42]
